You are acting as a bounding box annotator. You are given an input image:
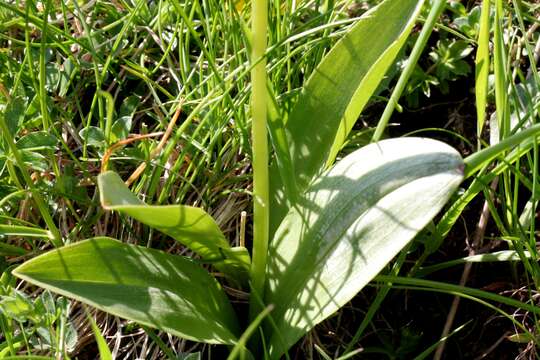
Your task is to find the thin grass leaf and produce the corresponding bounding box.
[416,250,531,277]
[438,126,540,237]
[372,0,446,142]
[0,225,51,239]
[86,311,113,360]
[227,305,273,360]
[475,0,491,141]
[375,275,540,315]
[464,123,540,177]
[413,322,470,360]
[493,0,508,139]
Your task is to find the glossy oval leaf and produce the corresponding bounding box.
[13,237,240,344]
[98,171,250,284]
[265,138,464,358]
[269,0,425,232]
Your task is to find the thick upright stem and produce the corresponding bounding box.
[250,0,269,312]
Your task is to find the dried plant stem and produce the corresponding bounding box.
[100,103,182,180]
[434,178,498,360]
[125,104,182,185]
[101,132,165,173]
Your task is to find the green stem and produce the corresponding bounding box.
[250,0,269,315]
[99,90,114,145]
[39,0,52,130]
[0,113,62,247]
[372,0,446,142]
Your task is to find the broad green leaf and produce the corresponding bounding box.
[270,0,425,232]
[111,116,134,142]
[45,63,61,92]
[111,95,139,141]
[20,150,48,172]
[0,291,39,323]
[16,132,58,151]
[79,126,106,148]
[98,171,250,284]
[4,97,26,136]
[13,237,240,344]
[265,138,463,358]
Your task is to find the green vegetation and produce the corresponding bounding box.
[1,0,540,358]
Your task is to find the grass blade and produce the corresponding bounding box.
[475,0,491,144]
[372,0,446,142]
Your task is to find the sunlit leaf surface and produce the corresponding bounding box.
[266,138,464,357]
[98,171,250,284]
[14,237,240,344]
